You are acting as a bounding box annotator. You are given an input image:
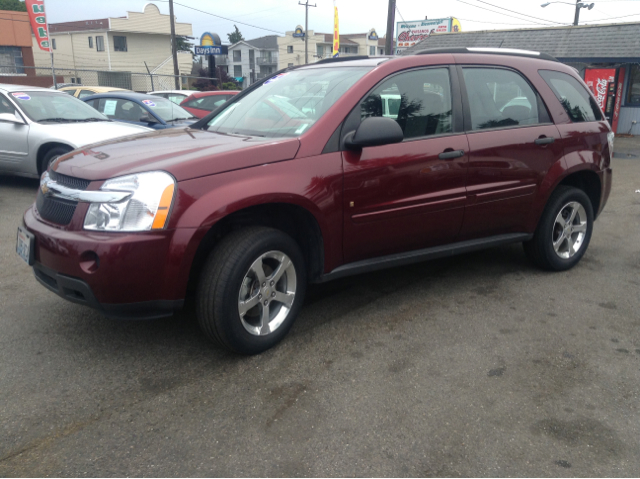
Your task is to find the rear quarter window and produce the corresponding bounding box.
[539,70,603,123]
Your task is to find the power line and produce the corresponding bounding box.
[454,0,557,26]
[454,17,560,26]
[463,0,568,25]
[152,0,285,34]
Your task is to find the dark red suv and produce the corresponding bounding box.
[17,49,613,354]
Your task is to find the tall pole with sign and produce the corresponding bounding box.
[169,0,180,89]
[333,1,339,57]
[385,0,395,55]
[25,0,55,87]
[298,0,316,64]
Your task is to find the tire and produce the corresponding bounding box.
[523,185,594,271]
[41,146,72,174]
[196,227,307,355]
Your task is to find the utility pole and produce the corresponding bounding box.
[573,0,581,25]
[169,0,180,89]
[385,0,395,55]
[298,0,316,64]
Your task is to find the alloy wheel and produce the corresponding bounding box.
[551,201,588,259]
[237,250,297,336]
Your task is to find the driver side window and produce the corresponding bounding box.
[0,95,16,115]
[360,68,453,139]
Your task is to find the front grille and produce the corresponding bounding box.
[49,170,91,190]
[36,189,77,225]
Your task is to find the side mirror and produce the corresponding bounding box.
[345,117,403,150]
[139,115,158,124]
[0,111,25,125]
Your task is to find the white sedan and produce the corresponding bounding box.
[0,84,151,178]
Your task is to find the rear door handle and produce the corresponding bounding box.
[534,137,555,145]
[438,149,465,160]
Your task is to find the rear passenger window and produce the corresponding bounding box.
[462,68,543,131]
[539,70,603,123]
[360,68,453,139]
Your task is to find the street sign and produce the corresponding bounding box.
[195,45,228,55]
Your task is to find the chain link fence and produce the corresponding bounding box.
[0,65,218,92]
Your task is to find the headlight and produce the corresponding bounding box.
[84,171,176,231]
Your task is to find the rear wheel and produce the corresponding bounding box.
[196,227,307,355]
[523,185,594,271]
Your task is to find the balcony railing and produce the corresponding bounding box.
[256,56,278,65]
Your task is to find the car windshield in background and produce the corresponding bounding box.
[9,91,108,123]
[144,97,194,122]
[206,67,373,138]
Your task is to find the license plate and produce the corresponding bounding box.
[16,226,34,266]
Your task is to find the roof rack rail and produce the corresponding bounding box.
[315,55,370,64]
[412,47,558,62]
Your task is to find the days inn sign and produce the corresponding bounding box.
[195,32,228,55]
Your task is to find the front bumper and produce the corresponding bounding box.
[23,206,201,319]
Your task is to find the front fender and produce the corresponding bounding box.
[170,152,344,279]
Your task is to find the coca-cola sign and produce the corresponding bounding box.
[584,68,616,111]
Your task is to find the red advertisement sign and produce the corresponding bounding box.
[584,68,616,112]
[611,67,626,133]
[25,0,51,52]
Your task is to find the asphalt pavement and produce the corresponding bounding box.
[0,147,639,477]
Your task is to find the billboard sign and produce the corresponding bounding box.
[293,26,305,38]
[333,2,339,57]
[395,18,460,54]
[25,0,50,51]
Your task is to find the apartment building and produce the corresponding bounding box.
[218,35,279,87]
[32,3,193,89]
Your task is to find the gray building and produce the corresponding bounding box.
[218,35,279,88]
[404,22,640,135]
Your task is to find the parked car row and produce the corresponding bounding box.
[0,84,239,177]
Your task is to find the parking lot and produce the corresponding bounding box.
[1,148,639,476]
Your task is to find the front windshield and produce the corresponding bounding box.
[8,91,108,122]
[206,67,372,138]
[142,97,194,121]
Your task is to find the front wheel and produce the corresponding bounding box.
[41,146,72,174]
[196,227,307,355]
[523,185,594,271]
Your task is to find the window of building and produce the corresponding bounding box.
[379,48,384,55]
[0,46,25,75]
[463,67,544,130]
[287,45,293,54]
[96,36,105,52]
[360,68,453,139]
[114,36,127,52]
[233,50,241,62]
[52,38,56,50]
[626,64,640,106]
[234,65,242,77]
[540,70,603,122]
[369,46,375,56]
[317,44,324,58]
[88,37,93,49]
[288,63,294,67]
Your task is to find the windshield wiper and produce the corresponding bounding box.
[38,117,71,123]
[75,118,111,122]
[170,117,194,121]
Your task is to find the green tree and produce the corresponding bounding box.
[0,0,27,11]
[176,36,193,52]
[227,25,244,44]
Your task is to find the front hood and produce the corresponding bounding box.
[37,121,151,147]
[54,127,301,182]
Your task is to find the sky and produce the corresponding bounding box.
[42,0,640,45]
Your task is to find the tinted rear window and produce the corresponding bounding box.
[539,70,603,123]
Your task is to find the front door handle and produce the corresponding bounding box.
[534,137,555,145]
[438,149,465,160]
